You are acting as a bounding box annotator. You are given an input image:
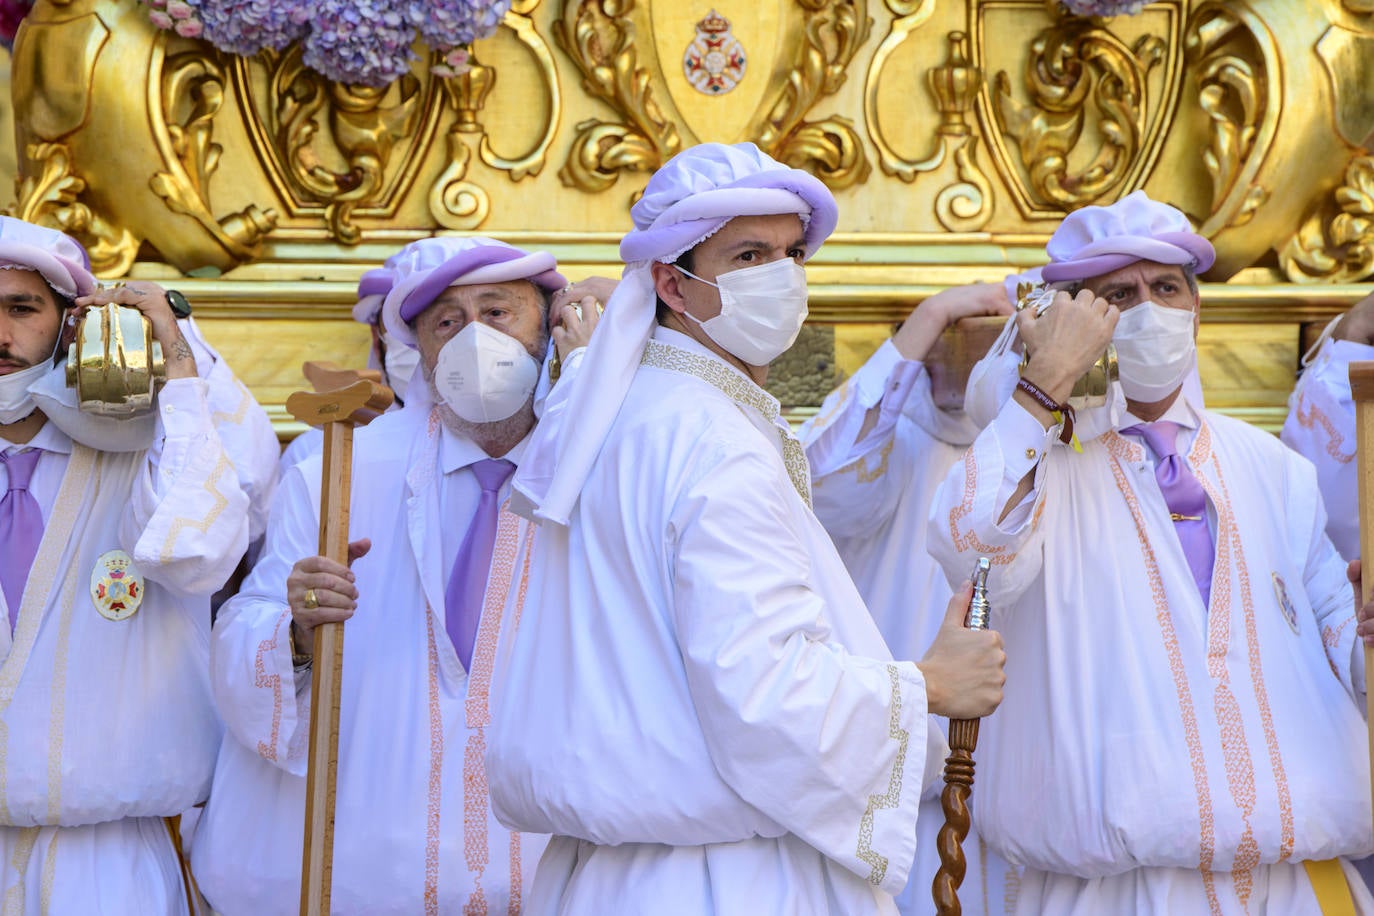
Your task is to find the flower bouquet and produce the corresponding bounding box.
[137,0,511,85]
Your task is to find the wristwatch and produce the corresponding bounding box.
[165,289,192,319]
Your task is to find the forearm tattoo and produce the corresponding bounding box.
[170,335,194,362]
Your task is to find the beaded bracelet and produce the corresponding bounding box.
[1016,376,1075,445]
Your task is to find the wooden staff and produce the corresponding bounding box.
[1348,362,1374,829]
[933,557,993,916]
[287,364,392,916]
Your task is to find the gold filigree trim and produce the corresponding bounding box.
[856,663,909,887]
[0,827,38,915]
[640,339,811,507]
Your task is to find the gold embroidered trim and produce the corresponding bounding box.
[641,340,812,506]
[0,445,95,825]
[1,827,38,915]
[158,452,233,564]
[856,664,909,887]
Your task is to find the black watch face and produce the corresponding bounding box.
[167,289,192,318]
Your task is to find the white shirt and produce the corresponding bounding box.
[927,390,1371,910]
[194,404,543,915]
[1281,333,1371,561]
[0,377,250,825]
[802,339,1021,916]
[487,327,944,915]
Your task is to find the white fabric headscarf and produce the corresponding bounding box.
[512,142,838,525]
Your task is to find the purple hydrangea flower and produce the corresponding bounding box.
[194,0,308,55]
[1059,0,1150,17]
[135,0,506,85]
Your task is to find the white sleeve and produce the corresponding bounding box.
[183,317,282,546]
[927,397,1056,609]
[123,377,250,596]
[803,340,924,539]
[671,435,929,895]
[210,462,320,775]
[1280,336,1368,562]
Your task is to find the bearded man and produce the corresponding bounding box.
[193,236,597,914]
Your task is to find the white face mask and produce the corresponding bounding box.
[381,330,420,403]
[1112,301,1196,402]
[432,322,539,424]
[677,257,809,366]
[0,331,62,425]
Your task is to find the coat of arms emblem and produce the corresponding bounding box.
[683,10,746,96]
[90,549,144,621]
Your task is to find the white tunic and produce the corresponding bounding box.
[487,327,944,915]
[802,340,1020,916]
[0,378,250,915]
[193,404,546,915]
[927,394,1374,914]
[1281,333,1372,562]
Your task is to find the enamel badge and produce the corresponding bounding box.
[683,10,746,96]
[1271,572,1299,634]
[90,550,144,621]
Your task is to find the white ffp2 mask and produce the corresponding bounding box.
[1112,301,1196,402]
[678,258,809,365]
[432,322,539,424]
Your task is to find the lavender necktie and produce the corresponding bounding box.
[444,458,516,670]
[0,448,45,631]
[1123,421,1214,608]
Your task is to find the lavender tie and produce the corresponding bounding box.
[0,449,44,631]
[1124,421,1214,608]
[444,458,516,670]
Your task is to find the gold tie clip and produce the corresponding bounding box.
[1170,513,1202,522]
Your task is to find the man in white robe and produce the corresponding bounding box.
[486,142,1007,915]
[0,216,251,913]
[802,280,1022,916]
[193,236,600,914]
[1280,290,1374,562]
[928,191,1374,913]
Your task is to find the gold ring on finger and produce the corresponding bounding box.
[303,588,319,610]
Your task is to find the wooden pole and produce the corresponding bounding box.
[287,370,392,916]
[1348,361,1374,833]
[933,557,993,916]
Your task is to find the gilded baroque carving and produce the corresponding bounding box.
[12,141,140,276]
[1185,4,1268,228]
[994,15,1166,209]
[429,62,494,229]
[149,50,277,260]
[1279,155,1374,284]
[555,0,681,193]
[271,52,422,245]
[865,26,994,231]
[755,0,872,190]
[431,6,562,228]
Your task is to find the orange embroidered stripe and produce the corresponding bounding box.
[253,608,291,762]
[1104,435,1221,916]
[947,450,1014,565]
[1207,447,1295,863]
[1295,393,1354,464]
[423,609,444,916]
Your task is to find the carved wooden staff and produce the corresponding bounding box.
[287,364,392,916]
[933,556,993,916]
[1348,362,1374,830]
